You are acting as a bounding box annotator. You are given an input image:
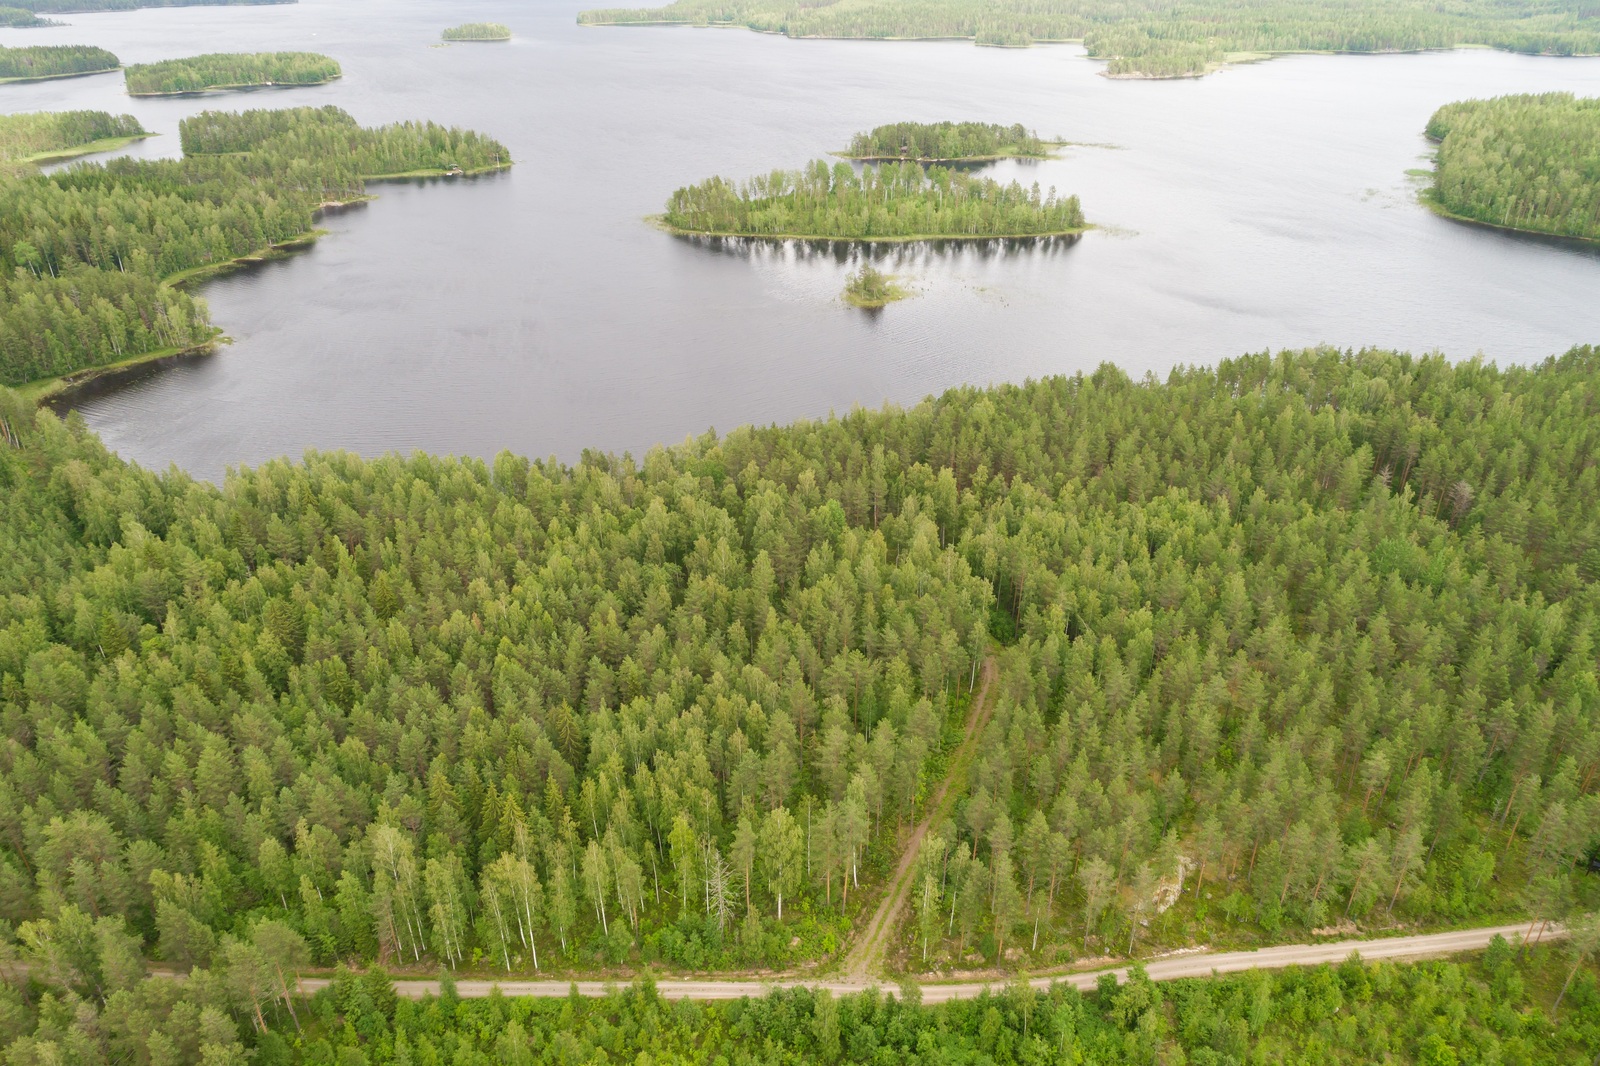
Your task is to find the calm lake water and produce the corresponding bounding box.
[5,1,1600,479]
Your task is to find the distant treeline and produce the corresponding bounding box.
[6,0,289,10]
[124,51,341,95]
[578,0,1600,78]
[844,121,1050,160]
[0,44,118,81]
[0,105,509,388]
[0,6,56,26]
[0,110,146,165]
[664,160,1085,239]
[1426,92,1600,242]
[442,21,511,41]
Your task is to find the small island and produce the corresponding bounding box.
[1424,92,1600,243]
[0,7,59,27]
[841,263,910,308]
[442,22,511,41]
[840,121,1058,162]
[0,44,119,83]
[124,51,341,96]
[660,159,1086,241]
[0,110,150,169]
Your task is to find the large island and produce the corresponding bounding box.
[1424,92,1600,243]
[660,159,1086,240]
[0,44,119,82]
[124,51,341,95]
[579,0,1600,79]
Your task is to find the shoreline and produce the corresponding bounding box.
[1420,189,1600,246]
[126,73,341,97]
[15,338,220,405]
[650,215,1090,242]
[0,64,119,85]
[365,161,512,179]
[21,131,155,166]
[833,142,1066,163]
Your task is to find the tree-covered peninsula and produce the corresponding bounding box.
[842,121,1053,162]
[0,44,119,83]
[124,51,341,95]
[0,110,149,170]
[2,342,1599,991]
[663,160,1085,239]
[578,0,1600,78]
[0,6,57,27]
[1425,92,1600,243]
[442,21,511,41]
[0,105,510,391]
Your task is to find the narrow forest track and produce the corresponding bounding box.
[295,922,1559,1002]
[841,655,1000,980]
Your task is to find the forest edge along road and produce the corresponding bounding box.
[293,922,1564,1002]
[843,655,1000,979]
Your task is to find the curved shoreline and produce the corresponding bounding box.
[21,131,154,166]
[650,215,1090,242]
[1420,191,1600,246]
[0,64,119,84]
[126,73,341,97]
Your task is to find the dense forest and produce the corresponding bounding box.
[7,0,289,11]
[577,0,1600,77]
[1426,92,1600,243]
[0,110,147,169]
[0,44,119,82]
[0,7,56,27]
[842,122,1051,162]
[0,105,510,389]
[663,160,1085,238]
[442,23,511,42]
[124,52,341,95]
[0,346,1597,990]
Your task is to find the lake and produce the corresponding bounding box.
[5,0,1600,480]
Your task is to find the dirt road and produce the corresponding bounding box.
[297,922,1554,1002]
[840,656,1000,979]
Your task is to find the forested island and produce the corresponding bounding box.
[0,104,510,391]
[842,262,909,306]
[0,6,57,26]
[124,51,341,95]
[1425,92,1600,243]
[841,121,1054,162]
[0,110,149,169]
[662,160,1086,239]
[578,0,1600,78]
[442,22,511,41]
[0,44,119,83]
[1,344,1600,1061]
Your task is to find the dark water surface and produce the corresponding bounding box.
[5,1,1600,480]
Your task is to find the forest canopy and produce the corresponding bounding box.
[124,51,341,95]
[0,105,510,389]
[0,6,56,26]
[0,44,119,82]
[663,160,1086,239]
[1426,92,1600,242]
[442,22,511,41]
[842,121,1052,161]
[0,345,1598,989]
[0,110,147,169]
[577,0,1600,77]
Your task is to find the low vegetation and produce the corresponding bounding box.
[0,105,509,388]
[663,159,1085,239]
[1426,92,1600,242]
[0,44,119,82]
[843,121,1053,161]
[0,110,148,168]
[124,51,341,95]
[442,22,511,41]
[578,0,1600,78]
[842,263,910,307]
